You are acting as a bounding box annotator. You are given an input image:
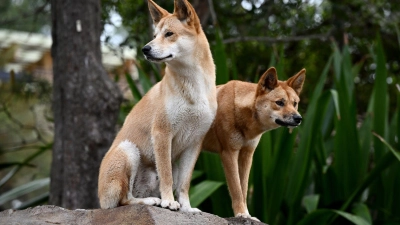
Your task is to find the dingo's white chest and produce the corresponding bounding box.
[166,94,216,152]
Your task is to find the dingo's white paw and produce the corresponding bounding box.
[142,197,161,206]
[180,207,201,213]
[236,213,261,222]
[161,199,180,210]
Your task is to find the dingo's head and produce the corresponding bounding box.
[142,0,202,63]
[255,67,306,130]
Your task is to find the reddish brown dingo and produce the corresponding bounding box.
[203,67,305,220]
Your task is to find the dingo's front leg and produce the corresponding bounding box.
[220,149,247,216]
[238,146,260,222]
[152,129,180,211]
[175,142,203,213]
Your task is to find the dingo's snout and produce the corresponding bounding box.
[293,114,302,125]
[142,45,152,55]
[275,113,302,127]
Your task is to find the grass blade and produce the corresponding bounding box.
[333,210,371,225]
[334,150,396,223]
[191,170,204,181]
[251,132,272,222]
[137,67,153,94]
[189,180,223,208]
[16,192,49,210]
[0,144,50,188]
[352,203,372,225]
[373,133,400,161]
[329,89,340,120]
[286,54,333,224]
[0,178,50,206]
[298,209,371,225]
[195,152,231,217]
[302,194,320,214]
[213,29,229,85]
[331,43,362,202]
[372,35,389,160]
[125,73,142,100]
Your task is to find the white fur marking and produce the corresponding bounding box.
[118,140,140,164]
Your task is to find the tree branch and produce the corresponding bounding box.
[207,0,218,26]
[222,32,331,44]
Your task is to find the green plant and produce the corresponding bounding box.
[0,78,53,210]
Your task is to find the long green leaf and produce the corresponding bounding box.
[296,209,332,225]
[352,203,372,225]
[335,151,396,220]
[0,166,18,188]
[298,209,371,225]
[149,63,162,82]
[0,178,50,206]
[0,143,51,188]
[331,43,362,202]
[16,192,49,210]
[125,73,142,100]
[395,23,400,48]
[195,152,231,217]
[333,210,371,225]
[372,35,389,160]
[302,194,320,214]
[286,54,333,225]
[189,180,223,208]
[213,29,229,85]
[265,128,297,222]
[329,89,340,120]
[0,162,32,170]
[251,132,272,222]
[373,133,400,161]
[191,170,204,181]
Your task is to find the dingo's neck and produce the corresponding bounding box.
[163,34,215,103]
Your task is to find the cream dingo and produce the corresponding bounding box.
[98,0,217,212]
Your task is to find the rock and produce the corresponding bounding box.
[0,205,268,225]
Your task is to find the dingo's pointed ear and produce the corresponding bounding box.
[147,0,169,24]
[257,67,278,94]
[287,69,306,95]
[174,0,201,32]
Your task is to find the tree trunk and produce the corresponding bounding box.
[50,0,121,209]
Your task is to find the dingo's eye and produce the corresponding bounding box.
[294,102,297,107]
[165,32,174,37]
[276,101,284,106]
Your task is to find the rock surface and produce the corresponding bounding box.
[0,205,268,225]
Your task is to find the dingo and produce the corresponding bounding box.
[98,0,217,212]
[202,67,305,220]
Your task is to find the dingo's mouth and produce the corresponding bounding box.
[146,54,173,62]
[275,119,300,127]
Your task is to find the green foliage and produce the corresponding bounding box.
[1,1,400,221]
[0,178,49,206]
[116,32,400,225]
[189,180,223,208]
[0,75,53,210]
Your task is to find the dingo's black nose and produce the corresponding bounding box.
[142,45,151,54]
[293,114,302,124]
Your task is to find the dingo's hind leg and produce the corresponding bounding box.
[118,140,161,207]
[99,140,161,208]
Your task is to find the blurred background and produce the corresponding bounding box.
[0,0,399,224]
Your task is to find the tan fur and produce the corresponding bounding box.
[98,0,217,212]
[203,67,306,221]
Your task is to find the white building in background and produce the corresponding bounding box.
[0,29,138,98]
